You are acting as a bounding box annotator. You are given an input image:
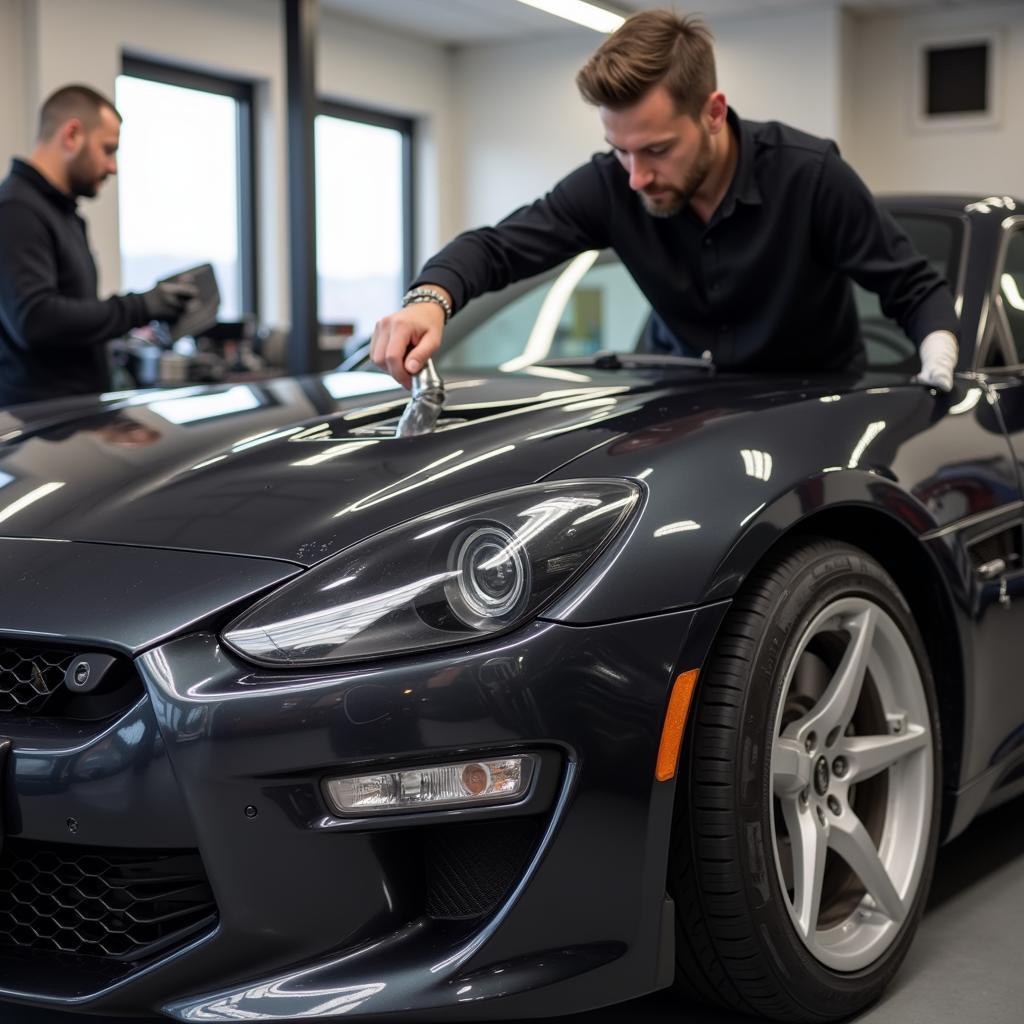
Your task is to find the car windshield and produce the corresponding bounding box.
[434,212,963,374]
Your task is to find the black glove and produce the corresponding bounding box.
[142,281,198,322]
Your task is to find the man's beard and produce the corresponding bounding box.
[67,150,102,198]
[640,128,713,219]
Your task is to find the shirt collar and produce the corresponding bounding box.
[10,158,78,214]
[718,108,762,218]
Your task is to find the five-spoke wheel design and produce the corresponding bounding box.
[770,597,934,970]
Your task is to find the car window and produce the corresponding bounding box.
[437,253,651,371]
[855,213,962,370]
[999,229,1024,363]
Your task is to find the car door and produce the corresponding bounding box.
[958,215,1024,783]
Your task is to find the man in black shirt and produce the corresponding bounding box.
[0,85,194,407]
[372,10,958,392]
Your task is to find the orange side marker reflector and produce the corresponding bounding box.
[656,669,699,782]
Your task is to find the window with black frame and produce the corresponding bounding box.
[315,103,414,346]
[115,58,258,322]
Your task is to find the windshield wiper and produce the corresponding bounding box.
[537,352,715,373]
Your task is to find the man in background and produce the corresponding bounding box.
[0,84,194,407]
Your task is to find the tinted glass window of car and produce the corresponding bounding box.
[1000,229,1024,363]
[438,255,650,371]
[854,213,961,369]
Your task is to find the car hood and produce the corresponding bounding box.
[0,368,889,565]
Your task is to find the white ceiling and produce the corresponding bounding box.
[319,0,999,45]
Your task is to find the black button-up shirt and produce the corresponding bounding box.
[414,110,958,372]
[0,159,148,406]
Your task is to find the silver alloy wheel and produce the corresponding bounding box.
[769,596,934,972]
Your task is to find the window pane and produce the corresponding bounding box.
[440,256,651,371]
[856,213,962,370]
[116,75,244,319]
[549,262,651,358]
[926,44,988,116]
[316,115,405,339]
[900,214,960,281]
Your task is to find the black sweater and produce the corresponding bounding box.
[0,159,150,406]
[413,110,959,372]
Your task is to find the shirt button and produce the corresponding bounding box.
[703,237,712,247]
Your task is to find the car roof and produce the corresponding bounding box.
[879,194,1023,219]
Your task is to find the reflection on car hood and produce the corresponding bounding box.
[0,368,889,565]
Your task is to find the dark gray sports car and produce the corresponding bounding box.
[0,194,1023,1022]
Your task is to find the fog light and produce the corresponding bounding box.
[323,755,536,816]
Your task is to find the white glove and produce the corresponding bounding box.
[914,330,958,392]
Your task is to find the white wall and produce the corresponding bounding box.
[0,0,30,161]
[714,5,843,142]
[839,6,859,153]
[453,29,600,230]
[843,0,1024,198]
[0,0,456,326]
[451,6,846,232]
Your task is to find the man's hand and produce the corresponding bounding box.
[371,299,446,391]
[143,281,198,322]
[914,330,958,393]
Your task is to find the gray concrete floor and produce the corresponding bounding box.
[6,794,1024,1024]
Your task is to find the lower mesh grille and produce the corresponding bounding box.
[0,841,217,963]
[0,645,74,713]
[0,642,144,720]
[425,817,541,920]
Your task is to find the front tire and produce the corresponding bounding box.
[668,538,941,1021]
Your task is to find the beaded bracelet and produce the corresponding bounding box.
[402,287,453,323]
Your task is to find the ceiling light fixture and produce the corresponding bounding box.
[512,0,626,34]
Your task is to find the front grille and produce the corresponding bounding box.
[0,642,144,720]
[425,817,541,920]
[0,841,217,963]
[0,645,74,713]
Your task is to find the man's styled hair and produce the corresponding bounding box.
[576,10,716,118]
[38,84,121,141]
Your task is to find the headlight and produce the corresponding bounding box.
[445,524,530,627]
[222,479,640,667]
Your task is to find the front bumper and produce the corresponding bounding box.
[0,601,728,1020]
